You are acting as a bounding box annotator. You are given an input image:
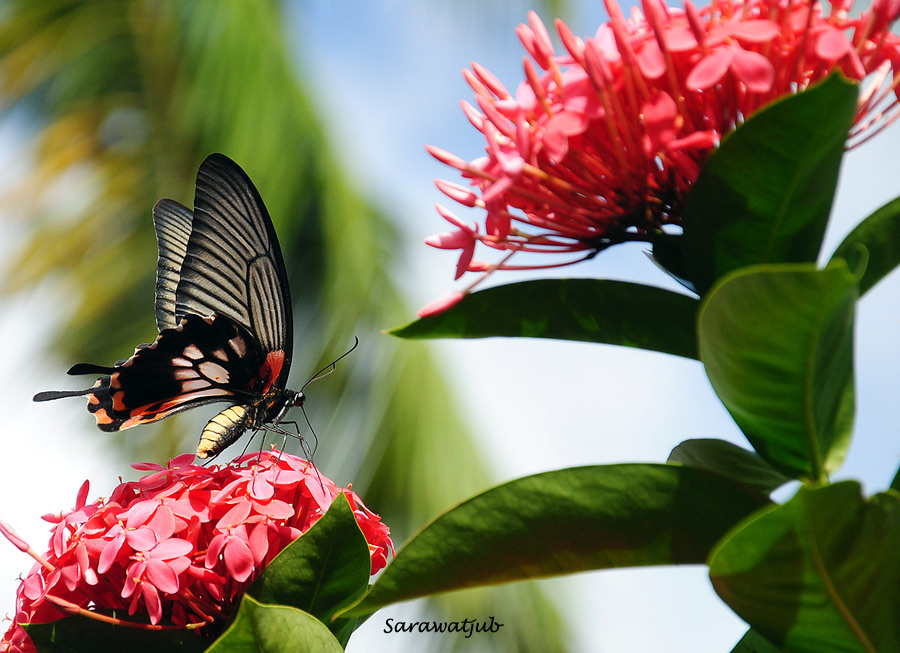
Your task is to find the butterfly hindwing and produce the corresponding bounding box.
[57,314,272,430]
[153,198,194,332]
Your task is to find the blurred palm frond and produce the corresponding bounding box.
[0,0,567,650]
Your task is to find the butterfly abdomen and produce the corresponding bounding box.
[197,403,258,459]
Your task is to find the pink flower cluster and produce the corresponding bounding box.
[422,0,900,315]
[1,450,393,652]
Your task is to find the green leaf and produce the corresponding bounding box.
[650,232,695,292]
[668,439,792,495]
[891,464,900,494]
[698,261,857,480]
[24,615,208,653]
[206,596,343,653]
[392,279,700,359]
[248,493,372,641]
[683,74,858,294]
[345,464,768,615]
[731,629,783,653]
[830,195,900,296]
[710,482,900,652]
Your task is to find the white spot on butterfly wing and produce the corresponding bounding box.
[182,379,214,392]
[211,349,229,362]
[174,368,201,380]
[182,345,204,360]
[198,361,230,384]
[178,387,234,402]
[228,336,247,358]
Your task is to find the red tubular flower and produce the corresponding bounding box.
[423,0,900,312]
[0,451,393,652]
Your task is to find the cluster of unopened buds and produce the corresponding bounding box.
[421,0,900,315]
[0,450,393,652]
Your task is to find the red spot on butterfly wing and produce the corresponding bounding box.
[111,391,127,412]
[92,407,114,425]
[259,351,286,391]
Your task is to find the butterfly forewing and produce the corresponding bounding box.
[175,154,293,380]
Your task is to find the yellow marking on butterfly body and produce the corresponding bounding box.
[196,405,248,459]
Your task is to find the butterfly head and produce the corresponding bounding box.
[271,389,305,425]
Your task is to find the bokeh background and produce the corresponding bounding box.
[0,1,898,651]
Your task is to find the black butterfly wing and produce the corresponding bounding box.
[153,198,193,332]
[35,154,294,431]
[174,154,293,386]
[34,314,271,430]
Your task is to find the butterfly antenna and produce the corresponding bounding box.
[301,337,359,392]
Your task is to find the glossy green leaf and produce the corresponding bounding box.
[731,629,783,653]
[683,75,858,294]
[0,1,569,649]
[650,232,695,292]
[25,615,208,653]
[392,279,700,359]
[698,261,857,480]
[668,439,792,496]
[710,482,900,652]
[346,464,768,615]
[206,596,343,653]
[891,464,900,494]
[248,493,371,629]
[830,195,900,296]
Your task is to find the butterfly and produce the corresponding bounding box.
[34,153,305,459]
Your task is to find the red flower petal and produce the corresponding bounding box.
[730,47,775,92]
[729,19,780,42]
[141,582,163,625]
[248,522,271,566]
[418,291,466,317]
[124,500,158,529]
[145,559,180,594]
[686,46,733,90]
[642,91,678,151]
[543,111,589,160]
[223,537,254,583]
[636,38,667,79]
[218,502,252,530]
[125,527,158,552]
[150,538,193,560]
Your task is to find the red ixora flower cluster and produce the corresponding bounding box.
[421,0,900,315]
[0,450,393,652]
